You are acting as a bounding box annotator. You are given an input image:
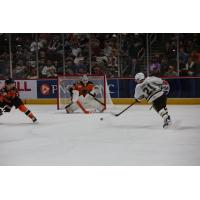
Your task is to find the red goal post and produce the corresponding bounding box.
[57,75,112,110]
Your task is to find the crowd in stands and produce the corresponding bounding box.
[0,34,10,79]
[120,33,146,77]
[149,33,200,77]
[1,33,200,79]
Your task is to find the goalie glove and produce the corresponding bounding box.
[90,85,100,97]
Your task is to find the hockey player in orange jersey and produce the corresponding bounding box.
[0,78,37,123]
[65,75,105,114]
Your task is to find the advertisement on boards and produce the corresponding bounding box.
[0,79,37,99]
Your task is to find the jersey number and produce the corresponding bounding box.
[143,84,156,96]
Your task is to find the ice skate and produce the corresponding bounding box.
[163,115,171,129]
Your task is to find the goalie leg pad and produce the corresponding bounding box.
[86,98,105,113]
[65,104,74,113]
[65,102,79,113]
[77,100,90,114]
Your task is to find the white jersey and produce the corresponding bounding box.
[134,76,164,103]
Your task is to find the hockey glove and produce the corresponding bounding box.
[3,105,12,112]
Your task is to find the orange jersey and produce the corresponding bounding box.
[0,86,19,103]
[73,81,94,97]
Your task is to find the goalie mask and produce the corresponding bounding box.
[82,75,89,85]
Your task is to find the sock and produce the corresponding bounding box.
[158,107,168,119]
[18,105,36,120]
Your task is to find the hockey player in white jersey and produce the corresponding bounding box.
[134,72,171,128]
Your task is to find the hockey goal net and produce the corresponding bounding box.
[57,75,113,111]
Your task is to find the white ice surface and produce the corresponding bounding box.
[0,105,200,165]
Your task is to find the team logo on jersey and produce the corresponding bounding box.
[40,83,51,95]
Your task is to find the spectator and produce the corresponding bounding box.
[64,59,75,75]
[27,66,38,79]
[38,34,47,49]
[96,51,108,66]
[103,40,113,57]
[71,43,81,57]
[0,60,10,78]
[179,47,188,65]
[149,63,161,76]
[91,34,101,56]
[164,66,178,76]
[193,61,200,76]
[187,49,200,76]
[39,50,46,59]
[74,52,84,65]
[75,59,88,74]
[92,65,104,76]
[15,45,24,61]
[13,60,27,78]
[186,57,196,76]
[0,51,9,60]
[48,35,61,52]
[30,40,40,52]
[179,56,194,76]
[41,60,57,78]
[160,56,169,75]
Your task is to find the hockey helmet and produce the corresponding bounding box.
[5,78,15,85]
[82,74,89,85]
[135,72,145,83]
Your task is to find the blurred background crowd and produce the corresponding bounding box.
[0,33,200,79]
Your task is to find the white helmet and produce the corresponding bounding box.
[135,72,145,83]
[82,74,89,84]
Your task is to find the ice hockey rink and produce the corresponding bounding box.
[0,105,200,166]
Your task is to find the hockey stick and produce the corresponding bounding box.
[76,100,90,114]
[149,105,153,110]
[112,100,137,117]
[88,92,106,106]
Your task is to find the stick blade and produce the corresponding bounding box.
[110,111,119,117]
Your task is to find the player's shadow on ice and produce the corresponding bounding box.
[112,124,158,129]
[168,120,200,131]
[174,126,200,131]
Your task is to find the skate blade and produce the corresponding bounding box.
[163,122,172,129]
